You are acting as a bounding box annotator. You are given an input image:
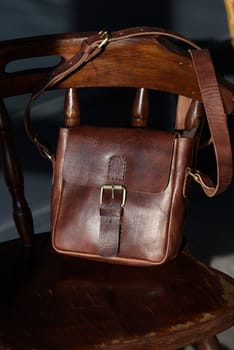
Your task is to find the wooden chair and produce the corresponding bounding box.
[0,29,234,350]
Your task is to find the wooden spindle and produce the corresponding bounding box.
[0,99,34,246]
[132,88,149,127]
[176,97,203,131]
[198,336,221,350]
[64,88,81,128]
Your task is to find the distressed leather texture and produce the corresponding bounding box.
[52,126,194,266]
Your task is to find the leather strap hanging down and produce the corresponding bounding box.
[24,26,233,197]
[189,49,233,196]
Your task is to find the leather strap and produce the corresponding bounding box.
[189,49,233,196]
[99,155,127,257]
[24,26,233,196]
[24,26,201,158]
[28,26,201,100]
[99,200,123,257]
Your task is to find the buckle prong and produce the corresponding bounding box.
[98,29,111,48]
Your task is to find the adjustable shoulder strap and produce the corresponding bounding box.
[24,26,200,155]
[189,49,232,197]
[24,27,233,196]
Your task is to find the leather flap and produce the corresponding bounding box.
[61,126,175,193]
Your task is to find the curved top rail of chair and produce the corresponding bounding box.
[0,32,233,114]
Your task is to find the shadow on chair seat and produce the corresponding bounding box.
[0,234,233,350]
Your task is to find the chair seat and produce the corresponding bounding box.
[0,233,233,350]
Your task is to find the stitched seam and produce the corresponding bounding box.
[107,155,127,183]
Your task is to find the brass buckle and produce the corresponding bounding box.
[100,184,127,208]
[186,167,199,181]
[33,136,54,163]
[98,29,111,48]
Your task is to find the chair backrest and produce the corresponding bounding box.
[0,28,233,109]
[1,26,234,160]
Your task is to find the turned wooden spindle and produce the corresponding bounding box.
[132,88,149,127]
[64,88,81,128]
[198,336,221,350]
[176,97,203,131]
[0,99,34,246]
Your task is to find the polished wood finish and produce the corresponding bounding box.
[0,30,233,349]
[0,33,233,114]
[0,234,233,350]
[198,336,221,350]
[132,88,149,127]
[64,88,81,127]
[0,99,34,246]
